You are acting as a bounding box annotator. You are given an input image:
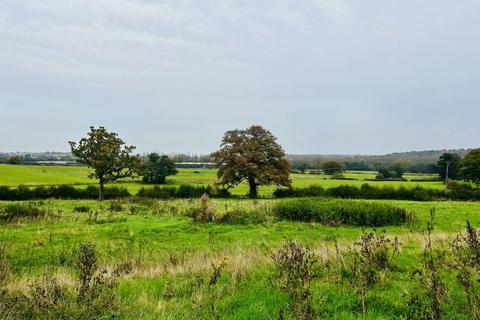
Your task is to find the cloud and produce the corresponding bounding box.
[0,0,479,153]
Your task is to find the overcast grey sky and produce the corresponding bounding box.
[1,0,479,154]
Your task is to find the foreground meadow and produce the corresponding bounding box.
[1,198,480,319]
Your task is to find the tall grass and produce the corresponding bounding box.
[273,198,413,226]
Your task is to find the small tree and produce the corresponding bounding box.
[141,153,178,184]
[212,125,291,198]
[460,149,480,185]
[6,156,21,165]
[392,163,405,178]
[437,153,461,187]
[69,126,140,201]
[322,161,343,175]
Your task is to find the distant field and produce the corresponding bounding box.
[0,164,444,195]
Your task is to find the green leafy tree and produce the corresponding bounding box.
[6,156,21,165]
[69,126,140,201]
[392,163,405,178]
[322,161,343,175]
[459,149,480,185]
[141,153,178,184]
[212,125,291,198]
[437,153,461,186]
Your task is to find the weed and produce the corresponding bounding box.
[272,240,316,320]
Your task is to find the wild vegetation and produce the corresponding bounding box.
[1,126,480,318]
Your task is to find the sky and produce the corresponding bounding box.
[1,0,479,155]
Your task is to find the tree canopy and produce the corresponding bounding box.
[212,125,291,198]
[437,153,461,184]
[322,161,343,175]
[69,126,140,200]
[459,149,480,184]
[141,153,178,184]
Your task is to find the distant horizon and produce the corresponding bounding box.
[0,147,473,158]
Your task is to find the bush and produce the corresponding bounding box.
[217,207,271,225]
[187,194,216,222]
[273,198,413,226]
[0,203,49,223]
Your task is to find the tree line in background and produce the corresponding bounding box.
[2,125,480,200]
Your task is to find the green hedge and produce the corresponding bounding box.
[273,198,412,226]
[0,185,130,201]
[0,184,230,200]
[274,183,480,201]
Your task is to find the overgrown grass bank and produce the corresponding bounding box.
[273,198,413,226]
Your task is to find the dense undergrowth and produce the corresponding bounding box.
[0,199,479,319]
[273,198,414,226]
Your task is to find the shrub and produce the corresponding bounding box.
[187,194,216,222]
[217,206,271,225]
[74,205,91,213]
[137,186,177,199]
[0,202,49,223]
[273,198,413,227]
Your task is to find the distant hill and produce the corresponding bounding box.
[1,149,473,173]
[287,149,471,172]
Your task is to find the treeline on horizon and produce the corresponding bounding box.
[1,149,471,173]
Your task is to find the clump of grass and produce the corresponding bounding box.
[73,205,90,213]
[273,198,414,226]
[272,240,316,320]
[108,201,123,212]
[0,202,50,223]
[0,243,9,286]
[216,203,272,225]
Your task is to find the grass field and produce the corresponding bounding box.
[2,164,479,319]
[0,164,444,196]
[0,198,479,319]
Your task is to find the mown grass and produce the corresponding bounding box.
[0,164,444,196]
[0,198,480,318]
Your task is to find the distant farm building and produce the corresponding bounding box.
[175,162,216,169]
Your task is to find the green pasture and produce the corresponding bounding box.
[0,198,479,319]
[0,164,444,196]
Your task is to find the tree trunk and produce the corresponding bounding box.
[99,179,104,201]
[248,177,258,199]
[445,161,451,192]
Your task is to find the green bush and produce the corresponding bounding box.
[273,198,412,226]
[217,207,271,225]
[0,203,49,223]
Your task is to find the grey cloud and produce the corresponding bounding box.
[0,0,479,154]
